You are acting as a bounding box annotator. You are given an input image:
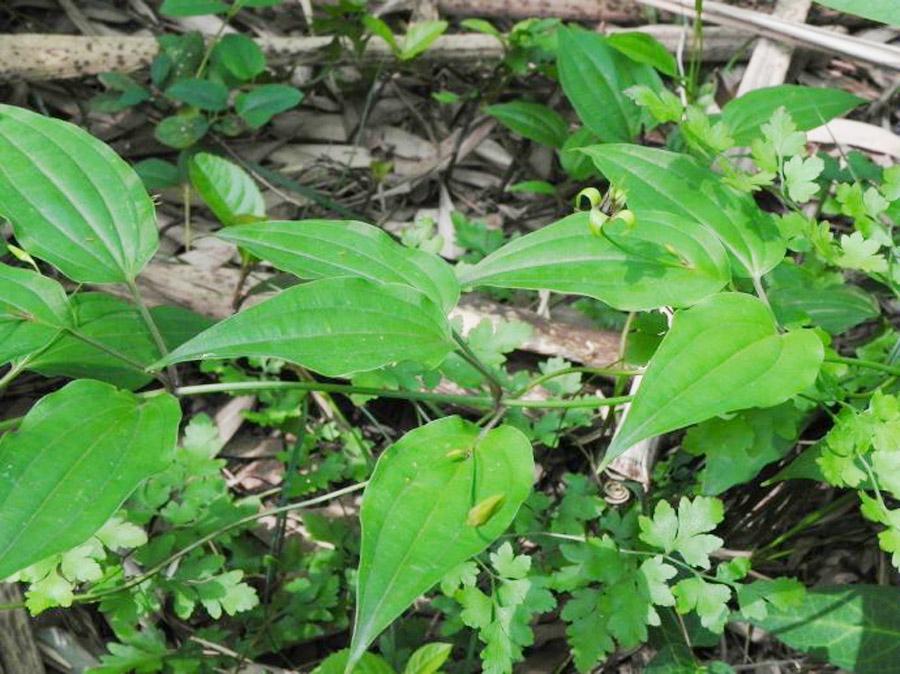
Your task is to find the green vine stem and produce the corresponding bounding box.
[170,380,634,410]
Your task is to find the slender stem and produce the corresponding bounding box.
[126,279,180,387]
[513,365,639,398]
[0,355,34,392]
[264,398,309,602]
[452,329,504,405]
[170,380,633,410]
[67,481,368,606]
[751,275,771,311]
[826,355,900,378]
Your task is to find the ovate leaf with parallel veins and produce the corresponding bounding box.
[557,26,662,142]
[348,417,534,668]
[458,210,729,311]
[0,380,181,579]
[0,263,73,365]
[189,152,266,226]
[217,219,459,312]
[156,276,454,377]
[583,144,785,279]
[606,293,823,461]
[751,584,900,673]
[0,105,158,283]
[486,101,568,148]
[721,85,865,145]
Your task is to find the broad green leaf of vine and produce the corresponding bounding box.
[459,210,730,311]
[0,380,181,580]
[348,417,534,670]
[606,293,823,462]
[0,104,158,283]
[583,144,786,280]
[156,276,455,377]
[218,219,459,312]
[0,263,73,366]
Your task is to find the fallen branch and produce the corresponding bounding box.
[639,0,900,70]
[0,27,748,80]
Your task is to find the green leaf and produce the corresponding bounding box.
[770,284,879,334]
[683,404,803,495]
[557,26,661,142]
[606,31,678,77]
[837,231,888,273]
[159,0,228,16]
[348,417,533,666]
[27,293,212,389]
[188,152,265,226]
[0,263,73,365]
[0,104,159,283]
[312,649,397,674]
[235,84,303,128]
[215,33,266,80]
[583,144,786,279]
[217,219,459,312]
[133,158,181,191]
[90,631,170,674]
[783,155,824,202]
[157,276,454,377]
[673,577,731,632]
[154,113,209,149]
[559,127,600,179]
[751,585,900,673]
[721,85,864,145]
[639,496,724,569]
[402,643,453,674]
[166,78,229,112]
[458,210,729,311]
[399,21,448,60]
[486,101,568,148]
[0,380,180,579]
[818,0,899,25]
[606,293,823,461]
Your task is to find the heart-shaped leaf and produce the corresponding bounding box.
[606,293,823,461]
[0,105,159,283]
[583,144,786,279]
[458,210,730,311]
[0,263,73,366]
[156,276,454,377]
[217,219,459,312]
[348,416,533,667]
[0,380,181,579]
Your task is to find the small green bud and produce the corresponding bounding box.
[466,493,506,527]
[445,448,471,462]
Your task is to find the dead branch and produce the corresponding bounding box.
[639,0,900,71]
[0,27,748,80]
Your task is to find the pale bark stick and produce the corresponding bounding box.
[0,28,748,81]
